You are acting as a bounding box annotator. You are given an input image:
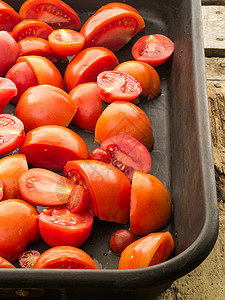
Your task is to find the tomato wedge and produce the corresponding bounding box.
[0,256,15,268]
[0,114,25,156]
[0,1,21,31]
[19,0,81,30]
[0,78,18,114]
[19,250,40,268]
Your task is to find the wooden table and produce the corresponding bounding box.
[159,1,225,299]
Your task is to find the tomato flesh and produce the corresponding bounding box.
[0,180,3,201]
[19,250,40,268]
[67,185,89,213]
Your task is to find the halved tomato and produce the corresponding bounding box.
[0,1,21,31]
[19,250,40,268]
[67,185,89,213]
[0,78,17,114]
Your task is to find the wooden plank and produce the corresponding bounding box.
[205,57,225,80]
[202,0,225,5]
[202,6,225,57]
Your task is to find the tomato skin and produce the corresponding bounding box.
[0,154,28,200]
[33,246,99,269]
[64,160,131,224]
[0,256,15,268]
[96,3,140,15]
[130,171,172,236]
[0,199,40,263]
[0,1,21,31]
[89,148,111,164]
[64,47,119,92]
[0,78,18,114]
[80,6,145,52]
[95,101,154,150]
[19,125,89,172]
[38,206,94,247]
[19,168,77,207]
[15,84,76,132]
[0,31,19,76]
[0,180,3,201]
[69,82,102,131]
[118,232,174,269]
[19,0,81,30]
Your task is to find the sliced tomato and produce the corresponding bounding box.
[12,19,53,41]
[96,3,141,15]
[109,229,136,254]
[19,168,77,207]
[38,206,94,247]
[0,114,25,156]
[0,78,18,114]
[0,1,21,31]
[48,29,85,56]
[97,70,142,103]
[0,256,15,268]
[67,185,89,213]
[19,250,40,268]
[118,232,174,269]
[132,34,174,67]
[19,0,81,30]
[33,246,99,269]
[0,180,3,201]
[80,6,145,52]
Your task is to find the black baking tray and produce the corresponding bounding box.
[1,0,219,299]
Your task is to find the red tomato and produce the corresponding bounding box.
[96,2,140,14]
[89,148,111,164]
[19,250,40,268]
[15,84,76,132]
[38,206,94,247]
[0,154,28,200]
[0,180,3,201]
[69,82,102,131]
[48,29,85,56]
[0,114,25,156]
[12,19,53,41]
[132,34,174,67]
[19,168,77,206]
[97,71,142,103]
[80,5,145,52]
[114,60,161,99]
[19,0,81,30]
[130,171,172,235]
[118,232,174,269]
[0,1,21,31]
[33,246,99,269]
[95,101,154,150]
[109,229,136,254]
[64,160,131,224]
[64,47,119,92]
[0,31,19,76]
[67,185,89,213]
[19,125,89,172]
[0,199,40,262]
[0,78,17,114]
[100,135,151,181]
[0,256,15,268]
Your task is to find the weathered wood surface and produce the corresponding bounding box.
[202,0,225,5]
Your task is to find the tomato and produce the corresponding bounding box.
[118,232,174,269]
[0,78,17,113]
[97,71,142,103]
[38,206,94,247]
[89,148,111,164]
[67,185,89,213]
[0,31,19,76]
[100,135,151,181]
[0,114,25,156]
[48,29,85,56]
[64,47,119,92]
[96,3,140,15]
[0,199,40,262]
[80,5,145,52]
[64,160,131,224]
[109,229,136,254]
[95,101,154,150]
[0,154,28,200]
[0,256,15,268]
[15,84,76,132]
[114,60,161,99]
[19,125,89,172]
[19,168,77,206]
[130,171,172,236]
[19,0,81,30]
[12,19,53,41]
[0,1,21,31]
[69,82,102,131]
[33,246,99,269]
[0,180,3,201]
[132,34,174,67]
[19,250,40,268]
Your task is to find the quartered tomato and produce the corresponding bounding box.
[12,19,53,41]
[0,114,25,156]
[95,101,154,150]
[0,256,15,268]
[132,34,174,67]
[80,4,145,52]
[33,246,99,269]
[19,250,40,268]
[38,206,94,247]
[0,1,21,32]
[130,171,172,236]
[19,168,77,207]
[19,125,89,172]
[0,78,17,114]
[97,71,142,103]
[19,0,81,30]
[64,47,119,92]
[118,232,174,269]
